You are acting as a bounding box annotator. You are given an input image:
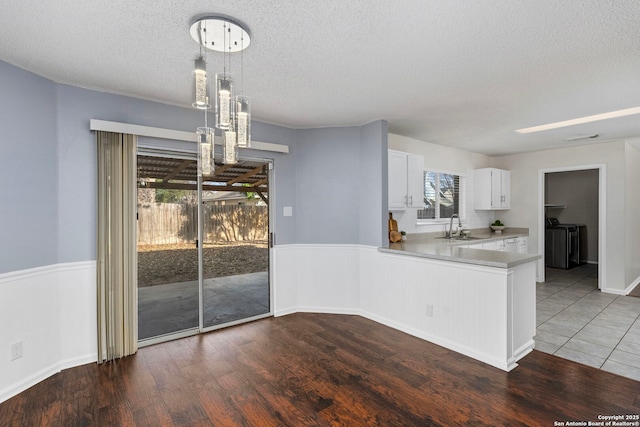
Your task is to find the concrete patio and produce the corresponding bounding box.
[138,271,269,340]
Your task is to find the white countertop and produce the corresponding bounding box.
[379,229,541,269]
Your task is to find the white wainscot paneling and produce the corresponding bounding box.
[360,250,535,371]
[360,251,535,371]
[276,245,536,371]
[0,261,97,404]
[273,245,360,316]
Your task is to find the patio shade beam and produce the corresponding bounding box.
[162,159,192,182]
[255,190,268,205]
[141,181,267,193]
[226,166,264,185]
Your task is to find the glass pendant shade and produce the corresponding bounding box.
[193,58,210,110]
[215,73,234,130]
[235,95,251,148]
[223,130,238,165]
[197,127,215,177]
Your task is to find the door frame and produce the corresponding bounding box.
[537,164,606,290]
[136,148,275,346]
[137,148,201,347]
[199,155,274,334]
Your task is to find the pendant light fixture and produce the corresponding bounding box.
[215,71,233,130]
[192,57,210,110]
[191,19,215,177]
[190,15,251,166]
[197,126,214,177]
[235,32,251,148]
[236,95,251,148]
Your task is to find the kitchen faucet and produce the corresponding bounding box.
[447,214,462,238]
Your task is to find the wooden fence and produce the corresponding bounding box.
[137,203,268,245]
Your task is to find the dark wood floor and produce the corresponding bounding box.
[1,313,639,426]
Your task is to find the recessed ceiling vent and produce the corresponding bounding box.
[563,134,599,142]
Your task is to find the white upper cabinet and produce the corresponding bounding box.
[388,150,424,209]
[406,153,424,208]
[474,168,510,210]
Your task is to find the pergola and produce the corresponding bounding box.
[136,155,269,204]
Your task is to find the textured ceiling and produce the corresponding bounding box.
[2,1,640,156]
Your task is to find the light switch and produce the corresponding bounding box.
[283,206,293,217]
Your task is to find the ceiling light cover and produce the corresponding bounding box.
[516,106,640,134]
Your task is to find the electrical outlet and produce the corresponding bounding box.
[425,304,433,318]
[11,341,23,361]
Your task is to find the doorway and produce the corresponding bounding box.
[538,164,606,289]
[136,152,272,343]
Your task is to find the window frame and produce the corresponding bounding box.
[416,169,466,225]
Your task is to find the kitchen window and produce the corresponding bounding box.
[417,171,465,222]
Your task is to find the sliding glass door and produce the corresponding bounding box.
[136,154,199,340]
[136,151,272,343]
[201,162,270,330]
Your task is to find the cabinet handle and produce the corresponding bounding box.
[409,195,413,206]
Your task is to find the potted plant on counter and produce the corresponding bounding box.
[490,220,505,234]
[400,231,407,241]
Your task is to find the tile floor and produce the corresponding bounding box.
[535,264,640,381]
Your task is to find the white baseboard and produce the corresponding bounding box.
[0,354,96,404]
[358,310,514,372]
[624,274,640,296]
[275,306,359,317]
[0,261,97,404]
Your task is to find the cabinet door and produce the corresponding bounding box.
[406,154,424,208]
[490,169,502,208]
[474,168,494,210]
[474,168,511,210]
[500,170,511,208]
[388,151,408,208]
[516,236,527,253]
[503,238,519,252]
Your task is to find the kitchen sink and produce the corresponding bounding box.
[434,236,484,241]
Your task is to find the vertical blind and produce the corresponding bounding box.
[96,131,138,362]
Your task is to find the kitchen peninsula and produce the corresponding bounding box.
[375,231,541,371]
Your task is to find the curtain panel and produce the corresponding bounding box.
[96,131,138,363]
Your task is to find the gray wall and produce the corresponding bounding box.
[0,60,387,274]
[545,169,599,263]
[294,127,361,244]
[359,121,388,247]
[0,61,59,273]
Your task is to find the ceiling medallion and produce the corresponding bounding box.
[190,16,251,53]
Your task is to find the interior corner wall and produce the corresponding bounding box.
[359,121,388,247]
[493,141,627,292]
[0,61,58,274]
[625,141,640,289]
